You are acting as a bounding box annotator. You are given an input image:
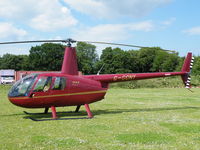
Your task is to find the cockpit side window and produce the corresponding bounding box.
[52,77,66,90]
[33,76,52,92]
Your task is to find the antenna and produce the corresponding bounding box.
[97,64,105,75]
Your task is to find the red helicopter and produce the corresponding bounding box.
[0,39,194,121]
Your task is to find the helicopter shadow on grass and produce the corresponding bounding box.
[93,106,199,116]
[0,111,87,117]
[25,106,199,120]
[1,106,199,120]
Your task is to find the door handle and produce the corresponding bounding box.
[29,93,35,98]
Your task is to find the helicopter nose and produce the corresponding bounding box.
[8,97,21,106]
[8,97,30,108]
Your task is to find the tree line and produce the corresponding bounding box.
[0,42,199,75]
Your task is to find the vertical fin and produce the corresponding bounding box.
[181,52,194,88]
[181,52,193,72]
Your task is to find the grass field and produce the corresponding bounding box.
[0,85,200,150]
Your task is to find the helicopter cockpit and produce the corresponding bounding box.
[8,74,67,97]
[8,74,38,97]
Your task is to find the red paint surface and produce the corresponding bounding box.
[84,104,93,118]
[7,71,188,108]
[181,52,193,86]
[85,72,186,83]
[182,52,192,72]
[9,73,107,108]
[51,106,57,119]
[61,47,78,75]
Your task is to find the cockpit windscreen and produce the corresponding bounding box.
[8,74,38,97]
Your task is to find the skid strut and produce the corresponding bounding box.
[44,107,49,114]
[75,105,81,112]
[84,104,93,118]
[51,106,57,119]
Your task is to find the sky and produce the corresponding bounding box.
[0,0,200,57]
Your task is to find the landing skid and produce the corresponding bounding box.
[25,116,93,121]
[23,104,93,121]
[23,111,49,115]
[23,111,74,115]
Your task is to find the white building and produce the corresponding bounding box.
[0,70,15,84]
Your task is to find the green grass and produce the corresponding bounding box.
[0,85,200,149]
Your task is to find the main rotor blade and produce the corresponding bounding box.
[77,40,176,53]
[0,39,176,53]
[78,41,147,48]
[0,40,67,45]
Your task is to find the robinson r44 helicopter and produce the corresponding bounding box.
[0,39,194,121]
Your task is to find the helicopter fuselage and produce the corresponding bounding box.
[8,73,108,108]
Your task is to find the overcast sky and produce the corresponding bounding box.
[0,0,199,56]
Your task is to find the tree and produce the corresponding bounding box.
[175,57,184,72]
[138,47,157,72]
[161,53,179,72]
[99,47,114,74]
[99,47,132,74]
[151,50,179,72]
[0,54,29,70]
[29,43,65,71]
[193,56,200,75]
[127,50,140,73]
[76,42,99,74]
[151,50,168,72]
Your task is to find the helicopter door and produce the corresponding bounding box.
[30,76,52,101]
[49,77,67,95]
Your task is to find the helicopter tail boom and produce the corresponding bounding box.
[85,72,186,83]
[85,52,193,88]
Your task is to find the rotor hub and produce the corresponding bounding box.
[63,38,76,47]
